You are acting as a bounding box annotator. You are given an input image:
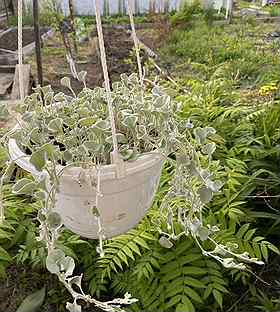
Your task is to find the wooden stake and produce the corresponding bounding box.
[3,0,9,24]
[33,0,43,86]
[68,0,78,54]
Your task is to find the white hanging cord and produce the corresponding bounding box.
[18,0,24,101]
[94,0,119,158]
[127,0,143,83]
[66,53,78,79]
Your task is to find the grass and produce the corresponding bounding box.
[160,19,279,87]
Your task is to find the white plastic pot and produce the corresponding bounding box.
[9,137,164,239]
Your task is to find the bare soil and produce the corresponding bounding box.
[26,22,169,95]
[0,27,50,51]
[0,265,67,312]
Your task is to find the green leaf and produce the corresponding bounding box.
[134,236,150,249]
[183,267,205,275]
[261,243,268,262]
[182,296,195,312]
[184,287,203,303]
[213,289,223,308]
[79,117,96,127]
[16,287,45,312]
[267,243,280,255]
[127,241,141,256]
[166,295,182,309]
[0,246,11,262]
[30,149,47,171]
[12,178,37,195]
[184,277,206,288]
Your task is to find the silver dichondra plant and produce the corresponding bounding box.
[1,73,263,312]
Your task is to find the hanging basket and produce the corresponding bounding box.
[8,135,164,239]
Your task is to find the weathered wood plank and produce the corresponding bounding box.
[0,73,14,95]
[11,64,31,100]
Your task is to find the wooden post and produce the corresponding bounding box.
[33,0,43,86]
[3,0,9,24]
[68,0,78,54]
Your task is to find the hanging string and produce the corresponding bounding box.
[18,0,24,101]
[127,0,143,83]
[94,0,119,158]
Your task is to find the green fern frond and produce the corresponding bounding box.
[87,228,156,296]
[215,223,279,262]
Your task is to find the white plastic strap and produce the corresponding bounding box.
[127,0,143,83]
[94,0,125,177]
[18,0,24,101]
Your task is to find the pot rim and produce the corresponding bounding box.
[9,125,164,180]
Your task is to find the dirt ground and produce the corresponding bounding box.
[0,27,50,51]
[0,265,66,312]
[26,22,169,95]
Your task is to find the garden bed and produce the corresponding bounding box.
[0,27,53,65]
[32,24,165,94]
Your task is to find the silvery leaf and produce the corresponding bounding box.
[63,150,73,162]
[83,141,102,153]
[106,133,127,144]
[48,118,63,132]
[66,302,81,312]
[152,86,164,97]
[0,103,9,121]
[202,143,216,156]
[47,212,62,229]
[186,119,193,129]
[30,149,47,171]
[61,77,72,89]
[54,92,66,102]
[60,255,75,277]
[159,236,173,248]
[120,149,134,161]
[189,219,202,234]
[197,226,210,241]
[198,187,213,204]
[77,71,87,83]
[34,190,47,201]
[30,128,43,144]
[194,127,206,144]
[206,179,223,192]
[68,275,83,290]
[46,249,65,274]
[205,127,216,136]
[122,115,138,128]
